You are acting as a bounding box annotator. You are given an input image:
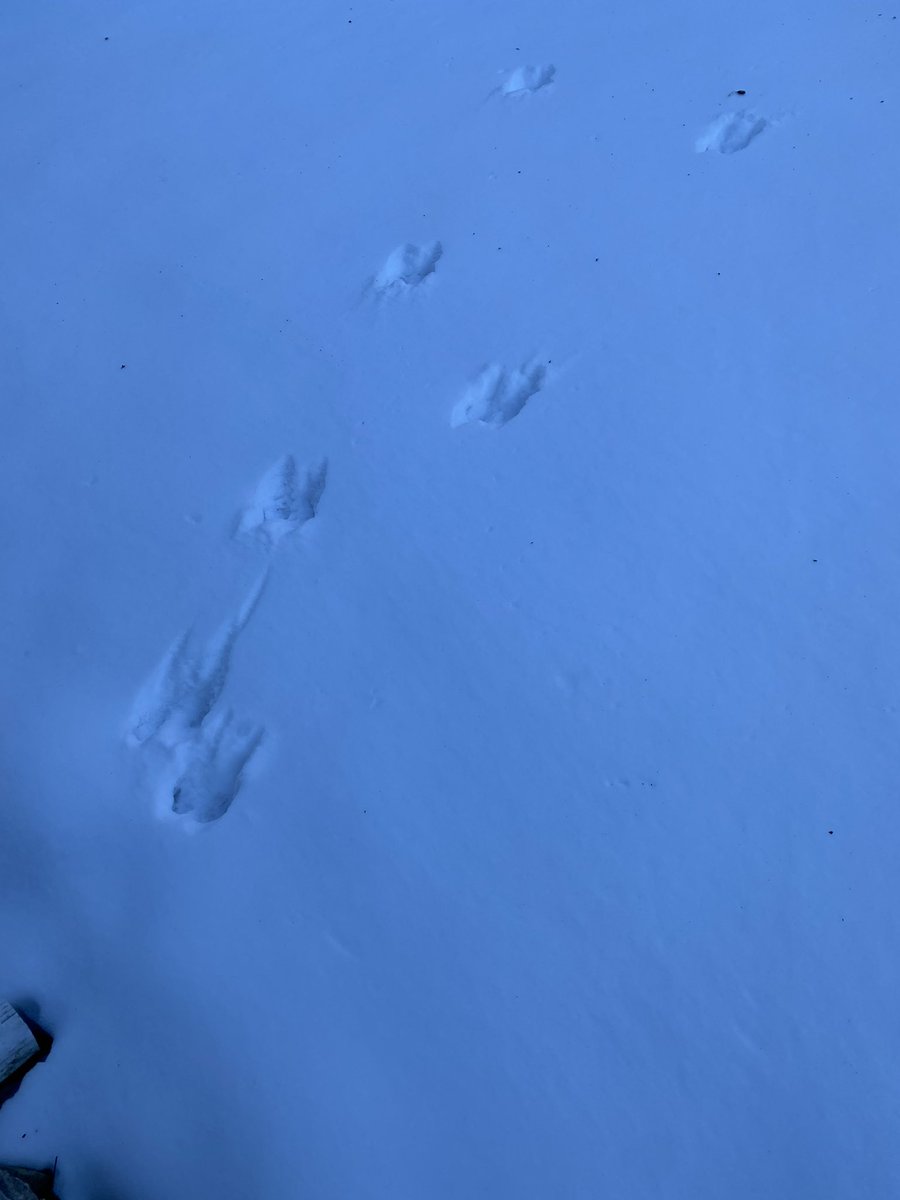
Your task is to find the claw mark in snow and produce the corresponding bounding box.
[373,242,443,297]
[452,361,547,428]
[695,110,767,154]
[236,455,327,550]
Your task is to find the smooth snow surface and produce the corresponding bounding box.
[2,2,900,1198]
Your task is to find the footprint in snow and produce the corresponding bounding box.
[451,361,547,429]
[170,709,264,824]
[502,64,555,97]
[128,450,328,825]
[126,572,268,750]
[696,110,767,154]
[372,242,442,298]
[235,454,327,551]
[128,576,268,825]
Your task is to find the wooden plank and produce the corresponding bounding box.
[0,1004,38,1087]
[0,1166,40,1200]
[0,1166,57,1200]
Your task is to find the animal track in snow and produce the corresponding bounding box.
[236,455,327,550]
[502,64,555,96]
[127,629,195,749]
[373,242,443,297]
[126,572,267,750]
[451,361,547,428]
[171,709,264,824]
[128,576,267,825]
[128,448,327,824]
[695,110,767,154]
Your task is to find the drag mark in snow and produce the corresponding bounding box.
[695,110,767,154]
[451,361,547,428]
[127,572,268,750]
[127,629,196,749]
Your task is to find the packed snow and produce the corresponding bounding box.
[2,1,900,1197]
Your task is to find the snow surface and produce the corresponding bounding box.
[2,1,900,1197]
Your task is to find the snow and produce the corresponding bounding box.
[372,243,444,298]
[451,361,548,429]
[2,0,900,1196]
[234,455,327,551]
[501,64,556,97]
[694,109,769,154]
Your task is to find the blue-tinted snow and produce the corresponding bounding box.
[2,1,900,1197]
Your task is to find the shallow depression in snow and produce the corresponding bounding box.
[695,109,768,154]
[373,241,443,297]
[451,361,548,428]
[502,64,556,96]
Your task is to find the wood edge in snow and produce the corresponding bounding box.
[0,1002,39,1085]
